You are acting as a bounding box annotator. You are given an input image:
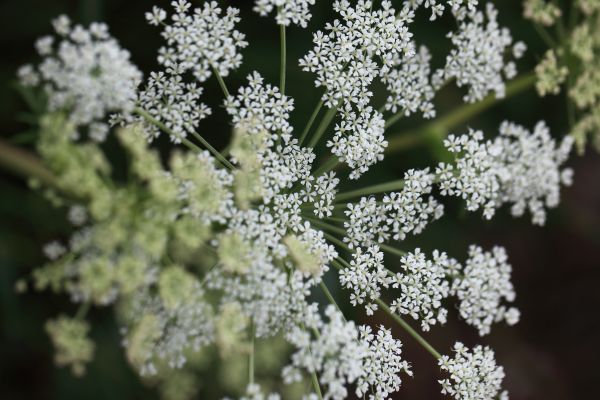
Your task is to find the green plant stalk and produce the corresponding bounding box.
[313,155,339,176]
[308,105,338,149]
[330,259,441,359]
[280,23,286,95]
[212,65,230,98]
[319,281,345,319]
[249,319,255,385]
[375,299,442,359]
[300,99,324,145]
[0,138,56,187]
[336,179,405,202]
[311,369,324,400]
[384,108,405,129]
[386,72,536,154]
[135,107,234,170]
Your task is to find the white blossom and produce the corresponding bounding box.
[339,246,390,314]
[300,0,414,109]
[284,306,410,400]
[451,245,519,336]
[391,249,458,331]
[382,168,444,241]
[149,1,247,82]
[20,15,142,141]
[439,342,508,400]
[433,4,517,103]
[437,121,573,224]
[402,0,479,21]
[225,71,294,137]
[43,241,67,260]
[383,45,436,119]
[327,104,387,179]
[254,0,316,27]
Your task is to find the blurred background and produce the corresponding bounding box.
[0,0,598,399]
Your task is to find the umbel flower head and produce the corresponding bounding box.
[16,0,577,398]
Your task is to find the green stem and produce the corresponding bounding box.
[533,23,558,48]
[135,107,234,170]
[375,299,442,359]
[310,370,324,400]
[248,319,255,385]
[0,139,56,187]
[384,109,405,130]
[319,281,345,319]
[379,243,407,257]
[75,302,90,320]
[313,155,339,176]
[307,217,346,237]
[280,23,286,95]
[329,259,440,358]
[308,105,339,149]
[212,66,230,98]
[300,99,324,145]
[189,130,235,170]
[336,179,405,202]
[386,72,536,154]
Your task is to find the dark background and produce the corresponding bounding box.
[1,0,599,399]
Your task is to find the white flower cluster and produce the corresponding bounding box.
[382,45,436,119]
[137,71,211,143]
[283,305,411,400]
[140,1,247,142]
[205,73,340,338]
[238,384,281,400]
[301,0,414,109]
[437,121,574,224]
[18,15,142,141]
[340,244,518,336]
[300,0,414,177]
[254,0,316,27]
[403,0,479,20]
[148,1,247,82]
[344,168,443,249]
[225,71,294,137]
[339,246,389,315]
[391,249,458,331]
[433,4,523,103]
[328,104,387,179]
[439,342,508,400]
[451,245,519,336]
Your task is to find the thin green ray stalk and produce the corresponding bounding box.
[211,65,230,98]
[384,109,405,130]
[310,369,324,400]
[379,243,407,257]
[300,98,324,145]
[330,260,441,359]
[319,281,345,320]
[329,259,440,359]
[386,72,536,154]
[280,22,286,94]
[0,139,56,187]
[335,179,405,202]
[375,299,442,359]
[306,217,346,236]
[188,130,235,170]
[135,107,234,170]
[308,105,339,149]
[313,155,339,176]
[248,319,255,385]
